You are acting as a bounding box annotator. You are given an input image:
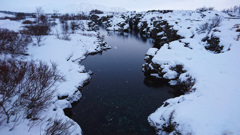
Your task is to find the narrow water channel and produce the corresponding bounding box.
[68,30,180,135]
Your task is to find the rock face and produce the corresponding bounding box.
[90,10,183,48]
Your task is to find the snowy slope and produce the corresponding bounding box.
[144,11,240,135]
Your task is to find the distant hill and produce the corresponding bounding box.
[54,3,127,13]
[0,2,126,13]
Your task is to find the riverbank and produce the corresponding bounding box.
[0,12,110,135]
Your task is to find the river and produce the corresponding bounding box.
[67,30,180,135]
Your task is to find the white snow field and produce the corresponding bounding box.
[0,12,110,135]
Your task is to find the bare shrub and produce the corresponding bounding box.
[44,117,75,135]
[209,16,222,30]
[22,20,33,24]
[0,59,64,125]
[25,25,50,36]
[0,59,27,123]
[198,16,222,34]
[24,7,51,46]
[20,61,64,120]
[222,5,240,15]
[196,7,214,12]
[15,12,26,20]
[198,23,209,33]
[177,75,196,92]
[70,21,85,33]
[161,110,180,134]
[90,9,104,15]
[60,21,71,40]
[236,33,240,41]
[205,35,223,53]
[0,29,31,55]
[96,32,107,48]
[70,21,78,33]
[35,7,45,24]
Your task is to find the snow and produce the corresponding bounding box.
[146,12,240,135]
[0,19,23,31]
[0,16,110,134]
[146,48,158,56]
[0,13,15,18]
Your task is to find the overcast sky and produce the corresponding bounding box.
[0,0,239,12]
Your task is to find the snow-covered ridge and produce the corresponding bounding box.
[143,11,240,135]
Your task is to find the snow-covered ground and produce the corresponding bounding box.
[0,12,110,135]
[148,18,240,135]
[143,11,240,135]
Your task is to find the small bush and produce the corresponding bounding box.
[161,110,180,134]
[198,16,222,34]
[15,12,26,20]
[0,59,27,123]
[22,20,33,24]
[177,76,196,92]
[0,29,31,55]
[236,33,240,41]
[170,64,186,75]
[209,16,222,30]
[44,117,75,135]
[90,9,104,15]
[25,25,50,36]
[198,23,209,33]
[196,7,214,12]
[205,35,223,53]
[70,21,85,33]
[0,59,64,124]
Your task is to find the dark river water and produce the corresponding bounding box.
[68,30,180,135]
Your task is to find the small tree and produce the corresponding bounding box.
[0,29,31,55]
[60,21,71,40]
[208,16,222,30]
[36,7,44,24]
[44,117,75,135]
[198,16,222,34]
[70,21,78,33]
[24,7,50,46]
